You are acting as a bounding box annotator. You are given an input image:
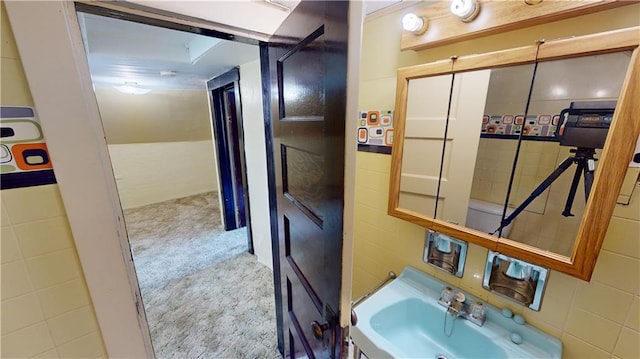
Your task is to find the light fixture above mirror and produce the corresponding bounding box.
[400,1,633,51]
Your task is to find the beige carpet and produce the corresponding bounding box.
[123,192,281,359]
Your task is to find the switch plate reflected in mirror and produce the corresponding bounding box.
[423,230,467,277]
[483,251,548,311]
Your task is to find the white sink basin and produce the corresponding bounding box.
[351,267,562,359]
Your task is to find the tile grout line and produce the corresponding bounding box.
[562,332,612,356]
[51,330,101,354]
[567,306,624,354]
[10,214,68,228]
[598,248,640,262]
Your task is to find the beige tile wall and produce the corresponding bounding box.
[1,186,107,358]
[354,4,640,358]
[1,3,106,357]
[354,151,640,358]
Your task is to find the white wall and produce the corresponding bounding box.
[238,60,273,269]
[108,140,218,209]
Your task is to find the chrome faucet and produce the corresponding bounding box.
[438,286,486,327]
[446,300,464,317]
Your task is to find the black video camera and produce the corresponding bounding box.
[556,101,616,149]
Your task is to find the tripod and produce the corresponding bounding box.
[495,147,597,234]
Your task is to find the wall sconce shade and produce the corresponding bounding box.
[402,13,428,35]
[450,0,480,22]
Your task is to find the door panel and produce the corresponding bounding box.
[287,273,323,357]
[266,2,349,358]
[399,71,491,223]
[283,146,324,225]
[278,26,324,119]
[400,74,453,216]
[436,70,491,224]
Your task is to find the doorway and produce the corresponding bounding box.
[5,0,361,356]
[209,69,252,246]
[75,7,277,358]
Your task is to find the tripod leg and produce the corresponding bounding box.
[583,160,595,201]
[498,156,575,233]
[562,161,584,217]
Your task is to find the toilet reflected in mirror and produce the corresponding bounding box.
[483,251,549,311]
[466,199,515,237]
[423,231,467,277]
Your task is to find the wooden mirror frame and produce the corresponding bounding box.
[389,27,640,281]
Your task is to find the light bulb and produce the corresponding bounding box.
[450,0,480,22]
[402,13,428,35]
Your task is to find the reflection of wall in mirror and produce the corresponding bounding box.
[464,64,542,237]
[471,139,557,215]
[468,52,632,256]
[471,139,590,256]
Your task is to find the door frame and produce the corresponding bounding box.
[5,1,265,357]
[5,1,361,357]
[259,42,285,353]
[208,68,254,252]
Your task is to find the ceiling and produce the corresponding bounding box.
[127,0,301,35]
[79,1,411,92]
[79,12,260,91]
[130,0,408,34]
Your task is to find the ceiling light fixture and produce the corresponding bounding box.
[402,13,428,35]
[114,82,152,95]
[450,0,480,22]
[160,70,177,77]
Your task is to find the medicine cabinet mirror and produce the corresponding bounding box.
[389,27,640,280]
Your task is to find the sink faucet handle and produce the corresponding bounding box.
[469,301,487,321]
[440,286,455,303]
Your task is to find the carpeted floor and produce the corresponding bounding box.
[123,192,281,359]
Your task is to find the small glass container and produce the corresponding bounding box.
[440,286,455,303]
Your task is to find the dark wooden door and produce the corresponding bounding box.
[208,69,253,252]
[265,2,349,358]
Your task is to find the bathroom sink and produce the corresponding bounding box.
[351,267,562,359]
[370,298,508,358]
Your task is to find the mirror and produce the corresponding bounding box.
[400,65,535,228]
[436,65,536,232]
[501,52,631,256]
[389,27,640,280]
